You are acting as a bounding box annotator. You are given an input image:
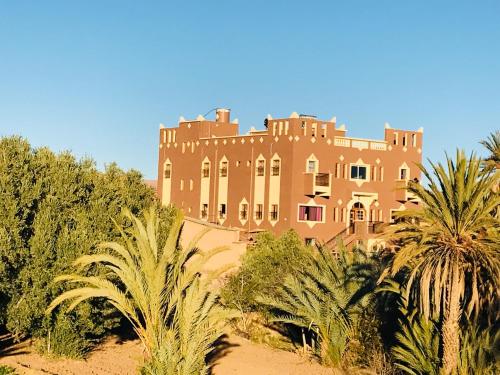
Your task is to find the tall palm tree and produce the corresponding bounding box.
[480,130,500,169]
[382,150,500,374]
[47,207,231,372]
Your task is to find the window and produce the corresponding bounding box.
[220,161,228,177]
[180,180,184,191]
[272,159,280,176]
[380,167,384,182]
[240,204,248,220]
[256,160,265,176]
[400,168,409,180]
[335,163,340,178]
[270,204,279,220]
[311,123,317,137]
[351,202,365,222]
[255,204,263,220]
[393,132,399,145]
[402,134,407,147]
[351,165,368,180]
[305,238,316,246]
[333,207,338,222]
[412,134,417,147]
[202,162,210,178]
[302,121,307,135]
[307,160,316,173]
[219,204,226,219]
[164,164,171,178]
[201,204,208,219]
[189,179,193,191]
[321,123,327,137]
[298,205,323,222]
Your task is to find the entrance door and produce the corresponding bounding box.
[349,202,366,235]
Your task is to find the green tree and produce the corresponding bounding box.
[48,208,232,373]
[383,150,500,374]
[0,136,171,355]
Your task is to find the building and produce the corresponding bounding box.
[156,108,423,247]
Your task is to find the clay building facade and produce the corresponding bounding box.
[157,108,423,247]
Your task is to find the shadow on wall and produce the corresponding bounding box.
[181,217,247,273]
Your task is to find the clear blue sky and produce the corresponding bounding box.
[1,1,499,179]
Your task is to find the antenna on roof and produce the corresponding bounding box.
[203,108,218,118]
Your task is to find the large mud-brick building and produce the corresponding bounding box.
[157,108,423,248]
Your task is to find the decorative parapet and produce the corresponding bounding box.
[334,136,388,151]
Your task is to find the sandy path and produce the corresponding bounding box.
[0,334,332,375]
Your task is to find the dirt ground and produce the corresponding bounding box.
[0,333,333,375]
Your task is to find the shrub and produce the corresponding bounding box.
[221,230,311,316]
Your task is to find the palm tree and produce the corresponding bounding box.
[382,150,500,374]
[258,245,375,368]
[47,207,232,373]
[480,130,500,169]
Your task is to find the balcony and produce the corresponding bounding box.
[202,168,210,178]
[220,167,228,177]
[304,172,331,197]
[395,179,421,203]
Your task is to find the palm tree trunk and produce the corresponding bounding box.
[441,267,461,374]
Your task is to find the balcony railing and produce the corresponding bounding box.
[257,166,265,176]
[201,210,208,219]
[202,169,210,178]
[220,168,228,177]
[334,136,388,151]
[304,172,331,197]
[270,211,278,220]
[240,211,248,220]
[272,166,280,176]
[255,211,263,220]
[315,173,330,187]
[218,211,226,219]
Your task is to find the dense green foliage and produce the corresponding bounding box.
[221,230,312,315]
[0,366,15,375]
[258,246,377,367]
[0,136,173,356]
[48,208,232,374]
